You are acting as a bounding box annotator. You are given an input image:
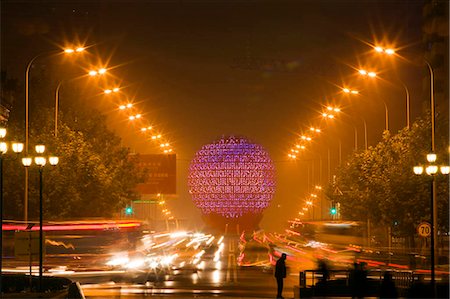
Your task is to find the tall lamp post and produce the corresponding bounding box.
[22,145,59,293]
[413,154,449,297]
[24,47,84,222]
[0,128,24,292]
[54,67,107,138]
[357,70,390,132]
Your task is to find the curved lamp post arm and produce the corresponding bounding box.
[55,81,63,138]
[399,81,411,129]
[424,60,435,152]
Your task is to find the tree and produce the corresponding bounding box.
[2,70,146,220]
[327,113,449,242]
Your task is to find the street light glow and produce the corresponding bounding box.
[12,142,24,153]
[374,46,383,53]
[368,72,377,77]
[49,156,59,166]
[427,153,437,163]
[0,142,7,154]
[35,145,45,154]
[440,166,450,175]
[0,128,6,138]
[413,166,424,175]
[34,157,47,167]
[374,46,395,55]
[141,126,153,132]
[426,165,438,175]
[22,157,32,167]
[64,47,85,54]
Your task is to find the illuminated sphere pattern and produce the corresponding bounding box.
[188,136,276,218]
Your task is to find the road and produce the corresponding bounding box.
[3,228,446,298]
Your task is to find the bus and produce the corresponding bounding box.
[286,220,365,248]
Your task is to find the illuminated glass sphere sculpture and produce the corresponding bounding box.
[188,136,276,220]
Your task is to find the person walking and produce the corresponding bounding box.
[275,253,287,299]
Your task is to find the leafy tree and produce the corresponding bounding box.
[2,70,146,220]
[327,113,449,242]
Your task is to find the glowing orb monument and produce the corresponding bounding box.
[188,136,276,231]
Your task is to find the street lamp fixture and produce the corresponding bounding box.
[119,103,133,110]
[300,135,312,141]
[358,69,377,77]
[343,88,359,94]
[141,126,153,132]
[104,87,120,94]
[413,153,449,296]
[35,144,45,154]
[374,46,395,55]
[128,114,141,121]
[0,128,24,291]
[326,106,340,113]
[64,47,85,54]
[22,147,59,293]
[88,68,107,77]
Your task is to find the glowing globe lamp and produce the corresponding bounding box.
[188,136,276,230]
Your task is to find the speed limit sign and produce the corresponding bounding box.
[417,222,431,237]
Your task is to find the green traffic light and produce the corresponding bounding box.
[125,206,133,215]
[330,208,337,215]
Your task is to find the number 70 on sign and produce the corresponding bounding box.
[417,222,431,237]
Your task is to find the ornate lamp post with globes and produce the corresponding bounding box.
[413,153,449,296]
[22,145,59,293]
[0,127,24,292]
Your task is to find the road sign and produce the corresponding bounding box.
[14,231,43,260]
[417,222,431,237]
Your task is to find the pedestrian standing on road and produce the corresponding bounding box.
[275,253,287,299]
[379,271,398,299]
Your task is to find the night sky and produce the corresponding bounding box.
[1,0,428,231]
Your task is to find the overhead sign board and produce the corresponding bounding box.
[136,154,176,195]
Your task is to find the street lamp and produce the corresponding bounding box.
[25,47,84,222]
[357,70,389,131]
[22,145,59,293]
[371,46,411,129]
[0,128,24,292]
[414,153,449,296]
[55,68,108,138]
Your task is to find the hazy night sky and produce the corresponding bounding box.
[1,0,427,231]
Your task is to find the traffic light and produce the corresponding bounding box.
[125,206,133,215]
[330,202,337,215]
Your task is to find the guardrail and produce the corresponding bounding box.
[299,269,421,297]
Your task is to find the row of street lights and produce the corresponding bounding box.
[286,40,447,296]
[24,44,177,222]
